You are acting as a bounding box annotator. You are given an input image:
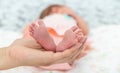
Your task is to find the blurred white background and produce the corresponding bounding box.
[0,0,120,32]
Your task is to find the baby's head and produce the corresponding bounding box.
[40,4,64,19]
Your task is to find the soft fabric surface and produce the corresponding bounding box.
[42,14,76,35]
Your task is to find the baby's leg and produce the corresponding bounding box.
[29,20,56,51]
[56,26,83,52]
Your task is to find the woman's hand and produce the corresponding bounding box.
[0,38,83,70]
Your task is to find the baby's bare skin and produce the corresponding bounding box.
[30,20,84,52]
[30,20,56,51]
[56,26,83,52]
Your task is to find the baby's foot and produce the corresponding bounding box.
[56,26,84,52]
[29,20,56,51]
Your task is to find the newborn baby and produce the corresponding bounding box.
[23,14,86,71]
[31,14,85,52]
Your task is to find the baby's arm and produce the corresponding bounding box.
[61,6,89,35]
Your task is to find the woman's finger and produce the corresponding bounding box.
[69,37,87,61]
[52,42,83,64]
[54,37,87,64]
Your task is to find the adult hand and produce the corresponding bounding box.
[0,38,83,70]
